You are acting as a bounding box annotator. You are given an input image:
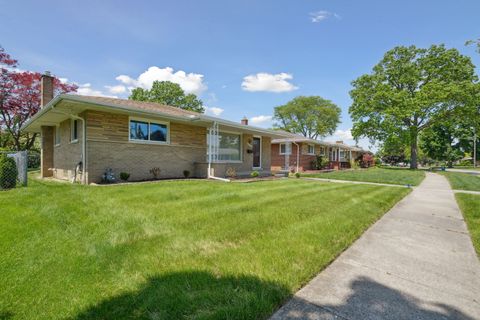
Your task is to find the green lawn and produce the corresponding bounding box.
[0,176,409,320]
[302,167,425,186]
[455,193,480,256]
[441,172,480,191]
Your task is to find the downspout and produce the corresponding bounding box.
[293,142,300,173]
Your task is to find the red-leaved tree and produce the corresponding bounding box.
[0,47,77,150]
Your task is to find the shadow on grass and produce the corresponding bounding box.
[72,271,289,320]
[272,276,476,320]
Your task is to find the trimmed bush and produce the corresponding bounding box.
[119,172,130,181]
[250,170,259,178]
[0,154,17,189]
[294,172,301,178]
[183,170,190,178]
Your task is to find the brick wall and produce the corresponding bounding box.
[271,142,331,171]
[52,117,84,181]
[85,110,207,183]
[40,126,54,177]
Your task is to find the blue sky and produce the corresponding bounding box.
[1,0,479,149]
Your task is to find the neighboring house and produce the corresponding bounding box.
[22,73,286,184]
[271,132,367,172]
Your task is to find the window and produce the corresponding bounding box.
[55,126,61,146]
[129,119,169,143]
[207,131,242,162]
[319,147,325,156]
[279,143,291,155]
[71,120,78,142]
[307,144,315,155]
[339,150,346,160]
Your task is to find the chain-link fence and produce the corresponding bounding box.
[0,150,28,190]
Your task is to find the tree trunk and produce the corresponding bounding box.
[410,128,418,169]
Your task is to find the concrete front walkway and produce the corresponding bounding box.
[271,173,480,320]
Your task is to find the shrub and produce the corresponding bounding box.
[183,170,190,178]
[294,172,301,178]
[0,154,17,189]
[150,167,161,179]
[458,159,473,167]
[312,155,329,170]
[119,172,130,181]
[27,152,41,169]
[250,170,259,178]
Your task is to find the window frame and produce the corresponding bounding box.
[307,144,315,155]
[128,117,170,145]
[54,125,61,147]
[70,119,79,143]
[206,129,243,163]
[279,143,291,155]
[319,146,325,156]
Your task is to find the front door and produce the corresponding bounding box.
[252,137,261,168]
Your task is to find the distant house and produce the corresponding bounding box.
[22,73,285,183]
[271,132,368,172]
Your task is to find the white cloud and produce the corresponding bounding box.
[250,115,273,126]
[333,128,353,141]
[241,73,298,93]
[205,106,224,116]
[310,11,341,23]
[115,66,207,95]
[75,83,117,98]
[105,84,127,94]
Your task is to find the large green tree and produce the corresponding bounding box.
[349,45,478,169]
[273,96,341,139]
[129,81,205,113]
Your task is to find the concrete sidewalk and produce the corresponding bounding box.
[271,173,480,320]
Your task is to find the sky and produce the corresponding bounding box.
[1,0,479,150]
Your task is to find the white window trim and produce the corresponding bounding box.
[307,143,315,155]
[54,125,61,147]
[128,116,170,145]
[252,135,262,169]
[70,119,79,144]
[279,143,291,155]
[207,129,243,163]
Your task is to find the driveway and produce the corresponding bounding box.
[446,168,480,175]
[271,173,480,319]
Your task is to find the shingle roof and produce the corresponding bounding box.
[72,95,201,119]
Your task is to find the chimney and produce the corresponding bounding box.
[41,71,54,107]
[336,140,344,144]
[241,116,248,125]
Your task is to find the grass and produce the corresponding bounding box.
[302,167,425,186]
[0,176,409,320]
[455,193,480,256]
[441,172,480,191]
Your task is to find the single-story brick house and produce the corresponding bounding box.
[22,74,286,184]
[271,132,368,172]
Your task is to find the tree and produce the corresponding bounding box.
[273,96,341,139]
[466,38,480,53]
[0,47,77,150]
[419,122,464,167]
[129,81,204,113]
[349,45,478,169]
